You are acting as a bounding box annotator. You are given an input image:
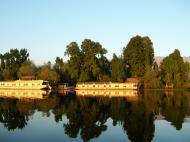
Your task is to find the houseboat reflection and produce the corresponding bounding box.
[0,89,49,100]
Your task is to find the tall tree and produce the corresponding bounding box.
[123,35,154,77]
[111,54,124,82]
[0,53,3,80]
[65,42,82,82]
[54,57,66,82]
[80,39,108,81]
[97,55,111,81]
[160,49,189,88]
[65,39,110,82]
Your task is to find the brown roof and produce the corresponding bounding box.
[125,78,139,83]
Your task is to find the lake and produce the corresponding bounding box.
[0,90,190,142]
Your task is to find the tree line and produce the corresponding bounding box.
[0,35,189,88]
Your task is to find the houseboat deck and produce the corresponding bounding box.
[0,80,51,90]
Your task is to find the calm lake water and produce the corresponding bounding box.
[0,90,190,142]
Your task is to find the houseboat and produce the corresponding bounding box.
[75,82,138,90]
[58,78,139,92]
[0,80,51,90]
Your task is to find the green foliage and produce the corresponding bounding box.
[160,49,189,88]
[2,68,12,80]
[54,57,66,82]
[123,35,154,77]
[111,54,124,82]
[65,39,111,82]
[65,42,82,82]
[37,63,59,83]
[0,48,29,80]
[80,39,108,81]
[144,67,162,89]
[17,61,36,79]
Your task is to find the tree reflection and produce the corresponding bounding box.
[0,98,30,130]
[0,95,59,131]
[54,93,156,142]
[161,91,190,130]
[62,96,109,141]
[123,99,155,142]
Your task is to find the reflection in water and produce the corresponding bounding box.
[0,89,49,100]
[161,91,190,130]
[0,90,190,141]
[75,89,138,97]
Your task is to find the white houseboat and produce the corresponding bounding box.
[0,80,51,90]
[75,82,138,90]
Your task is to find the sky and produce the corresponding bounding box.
[0,0,190,65]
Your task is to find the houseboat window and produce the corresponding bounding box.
[93,85,95,87]
[133,84,137,87]
[24,83,28,86]
[115,85,119,87]
[104,85,106,87]
[109,85,111,87]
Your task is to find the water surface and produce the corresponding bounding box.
[0,90,190,142]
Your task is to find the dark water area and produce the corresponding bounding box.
[0,90,190,142]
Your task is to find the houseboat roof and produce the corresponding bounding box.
[76,81,138,84]
[0,80,48,83]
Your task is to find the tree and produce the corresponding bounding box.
[80,39,109,81]
[0,53,3,80]
[2,68,12,80]
[123,35,154,77]
[65,42,82,82]
[188,63,190,82]
[160,49,189,88]
[54,57,66,82]
[65,39,110,82]
[37,63,59,83]
[111,54,124,82]
[0,48,29,80]
[17,61,36,79]
[97,55,111,81]
[144,67,162,89]
[153,61,158,72]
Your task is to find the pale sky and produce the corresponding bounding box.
[0,0,190,65]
